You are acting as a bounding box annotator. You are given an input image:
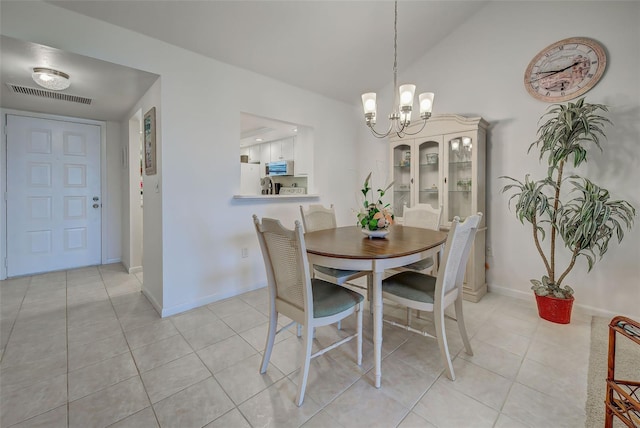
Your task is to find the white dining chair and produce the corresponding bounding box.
[253,215,363,406]
[394,204,442,322]
[300,204,373,312]
[381,213,482,381]
[399,203,442,273]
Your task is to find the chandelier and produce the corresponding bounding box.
[361,1,434,139]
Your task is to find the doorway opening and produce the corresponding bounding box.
[123,109,143,274]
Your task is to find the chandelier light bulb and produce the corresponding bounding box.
[399,84,415,108]
[362,93,377,115]
[419,92,434,115]
[365,99,376,113]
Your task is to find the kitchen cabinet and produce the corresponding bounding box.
[259,142,271,177]
[389,114,489,302]
[240,144,262,164]
[270,137,294,161]
[258,137,296,178]
[248,145,261,163]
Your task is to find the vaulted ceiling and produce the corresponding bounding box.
[1,1,488,121]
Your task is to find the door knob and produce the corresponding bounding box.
[93,204,100,208]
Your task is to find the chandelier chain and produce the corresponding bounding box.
[393,0,398,114]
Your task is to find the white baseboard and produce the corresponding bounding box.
[488,283,639,320]
[128,266,143,274]
[487,284,531,302]
[159,281,268,318]
[142,287,162,315]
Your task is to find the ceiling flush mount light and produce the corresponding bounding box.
[31,67,70,91]
[361,1,434,139]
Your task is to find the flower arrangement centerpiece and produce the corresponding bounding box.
[357,172,395,236]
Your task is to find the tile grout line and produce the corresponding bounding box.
[66,269,70,428]
[189,310,260,424]
[0,275,31,367]
[1,272,591,428]
[99,265,163,428]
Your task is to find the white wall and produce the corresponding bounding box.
[121,109,143,274]
[119,80,163,311]
[159,55,361,315]
[104,121,122,263]
[359,1,640,318]
[1,1,363,316]
[4,1,637,318]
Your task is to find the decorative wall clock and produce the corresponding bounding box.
[524,37,607,102]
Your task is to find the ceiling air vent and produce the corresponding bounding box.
[6,84,92,105]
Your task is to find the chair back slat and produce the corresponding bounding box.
[300,204,337,232]
[437,213,482,296]
[253,216,310,312]
[403,204,442,231]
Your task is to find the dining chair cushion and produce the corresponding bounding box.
[313,265,362,279]
[312,279,364,318]
[382,271,436,304]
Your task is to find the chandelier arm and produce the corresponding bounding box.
[398,119,428,137]
[367,121,395,139]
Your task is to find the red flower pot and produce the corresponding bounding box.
[535,293,574,324]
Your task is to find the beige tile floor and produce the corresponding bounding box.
[0,264,592,427]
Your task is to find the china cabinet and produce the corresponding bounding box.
[389,114,489,302]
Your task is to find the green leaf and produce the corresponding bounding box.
[505,99,635,290]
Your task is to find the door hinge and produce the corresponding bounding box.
[4,258,7,269]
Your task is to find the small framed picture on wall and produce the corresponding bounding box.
[144,107,157,175]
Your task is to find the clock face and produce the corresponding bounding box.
[524,37,607,102]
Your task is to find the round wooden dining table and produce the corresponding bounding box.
[304,224,447,388]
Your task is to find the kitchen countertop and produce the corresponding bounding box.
[232,194,319,200]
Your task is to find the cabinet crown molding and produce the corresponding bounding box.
[391,114,488,141]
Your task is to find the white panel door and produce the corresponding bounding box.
[7,115,101,276]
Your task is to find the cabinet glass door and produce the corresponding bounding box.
[417,140,440,210]
[447,135,473,222]
[391,142,411,216]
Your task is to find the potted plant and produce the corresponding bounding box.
[357,172,395,237]
[501,98,636,324]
